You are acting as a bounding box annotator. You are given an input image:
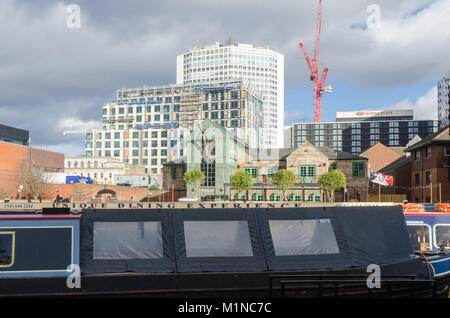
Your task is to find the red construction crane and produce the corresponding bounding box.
[299,0,332,123]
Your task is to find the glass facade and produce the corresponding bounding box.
[290,119,439,154]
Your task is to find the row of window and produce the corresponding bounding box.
[241,163,366,180]
[232,193,321,202]
[88,130,172,140]
[89,140,178,149]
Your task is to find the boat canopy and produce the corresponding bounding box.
[80,206,415,274]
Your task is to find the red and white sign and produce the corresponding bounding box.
[336,109,413,119]
[369,169,394,186]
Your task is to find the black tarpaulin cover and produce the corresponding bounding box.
[80,205,415,273]
[81,209,175,273]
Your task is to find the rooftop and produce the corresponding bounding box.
[404,125,450,152]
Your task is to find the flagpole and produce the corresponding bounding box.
[378,183,381,202]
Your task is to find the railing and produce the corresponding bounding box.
[269,274,437,298]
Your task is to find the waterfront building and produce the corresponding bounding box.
[285,110,439,155]
[85,81,263,186]
[163,120,369,202]
[0,140,64,199]
[177,41,284,148]
[64,156,148,186]
[403,125,450,203]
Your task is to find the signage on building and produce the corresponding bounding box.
[368,170,394,186]
[336,109,413,119]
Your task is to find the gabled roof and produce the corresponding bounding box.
[359,142,403,158]
[378,155,411,174]
[404,125,450,152]
[317,147,368,160]
[388,147,406,156]
[249,144,367,161]
[164,157,186,165]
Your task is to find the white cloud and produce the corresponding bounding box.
[284,110,307,125]
[57,118,101,132]
[383,86,437,120]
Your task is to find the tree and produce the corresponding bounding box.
[318,170,346,202]
[271,169,296,201]
[20,165,51,202]
[71,184,89,202]
[183,170,205,198]
[231,170,253,202]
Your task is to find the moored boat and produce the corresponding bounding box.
[0,203,446,297]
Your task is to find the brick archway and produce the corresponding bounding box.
[95,188,117,203]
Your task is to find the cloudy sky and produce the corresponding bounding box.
[1,0,449,155]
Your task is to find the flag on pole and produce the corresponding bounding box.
[369,169,394,186]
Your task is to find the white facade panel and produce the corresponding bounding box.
[176,42,285,148]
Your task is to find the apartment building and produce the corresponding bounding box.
[85,81,263,181]
[177,41,284,148]
[285,110,439,155]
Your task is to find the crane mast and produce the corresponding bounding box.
[299,0,332,123]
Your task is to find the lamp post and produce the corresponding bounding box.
[18,184,23,200]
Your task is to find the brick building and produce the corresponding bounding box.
[164,122,369,202]
[359,142,405,172]
[404,126,450,203]
[0,141,64,198]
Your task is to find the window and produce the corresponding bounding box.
[307,194,321,202]
[426,146,432,157]
[268,219,339,256]
[435,225,450,249]
[329,162,337,171]
[415,173,420,185]
[93,222,163,259]
[244,167,258,180]
[426,171,432,184]
[183,221,253,257]
[299,165,316,178]
[171,167,177,180]
[287,194,302,201]
[201,159,215,186]
[0,232,15,267]
[406,225,431,251]
[269,194,281,201]
[352,162,365,178]
[251,194,263,201]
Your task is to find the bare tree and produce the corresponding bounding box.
[71,184,89,202]
[20,165,51,201]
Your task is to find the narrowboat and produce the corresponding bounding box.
[0,203,448,298]
[403,203,450,294]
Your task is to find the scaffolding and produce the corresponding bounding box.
[179,92,202,128]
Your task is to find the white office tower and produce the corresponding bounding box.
[177,41,284,148]
[438,71,450,128]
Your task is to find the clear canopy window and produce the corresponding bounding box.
[184,221,253,257]
[435,225,450,249]
[93,222,163,259]
[269,219,340,256]
[406,225,431,251]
